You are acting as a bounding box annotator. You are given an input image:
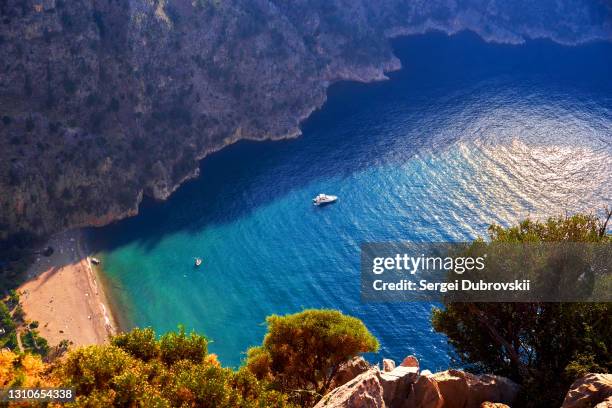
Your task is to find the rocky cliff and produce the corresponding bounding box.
[314,355,521,408]
[314,356,612,408]
[1,0,611,241]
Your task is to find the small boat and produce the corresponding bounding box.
[194,258,203,267]
[91,257,101,265]
[313,193,338,206]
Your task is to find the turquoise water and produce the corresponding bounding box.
[90,32,612,369]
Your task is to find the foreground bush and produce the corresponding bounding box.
[2,309,378,407]
[55,327,294,408]
[0,349,50,388]
[432,213,612,407]
[246,309,379,406]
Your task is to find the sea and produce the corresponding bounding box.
[89,31,612,369]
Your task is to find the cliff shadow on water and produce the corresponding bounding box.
[87,30,612,254]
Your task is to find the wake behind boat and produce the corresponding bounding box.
[313,193,338,206]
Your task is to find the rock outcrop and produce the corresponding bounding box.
[400,355,419,368]
[562,373,612,408]
[406,375,444,408]
[316,355,520,408]
[1,0,611,247]
[380,364,420,407]
[317,368,386,408]
[383,359,396,372]
[431,370,519,408]
[331,356,372,390]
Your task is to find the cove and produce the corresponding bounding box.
[89,31,612,369]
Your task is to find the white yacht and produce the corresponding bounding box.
[313,193,338,206]
[195,258,203,267]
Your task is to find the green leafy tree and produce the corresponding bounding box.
[0,301,17,349]
[432,212,612,407]
[56,327,295,407]
[111,327,159,361]
[245,309,379,406]
[5,309,378,407]
[159,325,208,365]
[58,344,154,404]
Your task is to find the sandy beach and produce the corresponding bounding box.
[18,229,118,347]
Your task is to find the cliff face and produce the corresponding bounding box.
[1,0,611,240]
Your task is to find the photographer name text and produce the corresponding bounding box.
[372,279,531,292]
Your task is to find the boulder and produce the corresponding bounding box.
[383,359,396,372]
[315,368,386,408]
[562,373,612,408]
[405,375,445,408]
[380,365,419,407]
[318,365,519,408]
[471,374,519,405]
[401,355,419,368]
[330,356,372,389]
[430,370,469,408]
[431,370,519,408]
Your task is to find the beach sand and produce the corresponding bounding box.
[18,229,117,347]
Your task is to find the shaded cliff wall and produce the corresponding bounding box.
[1,0,610,240]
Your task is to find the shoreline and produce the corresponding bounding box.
[18,229,118,347]
[91,253,130,335]
[8,31,609,244]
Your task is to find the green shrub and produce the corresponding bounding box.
[21,329,49,356]
[111,327,159,362]
[159,325,208,365]
[55,327,295,407]
[246,309,379,406]
[59,345,155,405]
[0,302,17,349]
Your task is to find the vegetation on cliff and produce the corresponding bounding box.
[432,212,612,407]
[1,310,377,407]
[246,309,379,406]
[0,290,49,356]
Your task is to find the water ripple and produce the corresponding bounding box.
[92,33,612,368]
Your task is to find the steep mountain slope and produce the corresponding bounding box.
[0,0,610,241]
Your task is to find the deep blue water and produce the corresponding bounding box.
[90,31,612,369]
